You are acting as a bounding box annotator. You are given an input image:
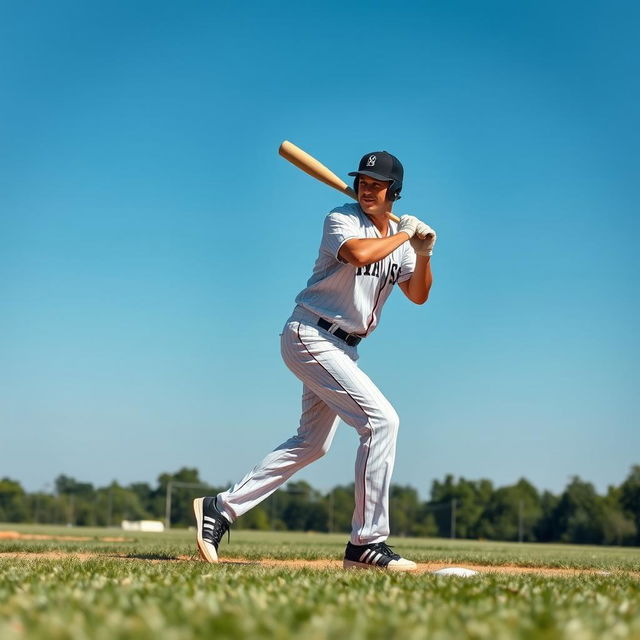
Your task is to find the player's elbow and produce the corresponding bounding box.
[340,246,372,268]
[410,287,431,305]
[350,254,373,268]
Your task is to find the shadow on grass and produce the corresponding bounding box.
[114,553,259,566]
[115,553,190,561]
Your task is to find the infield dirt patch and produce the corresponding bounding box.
[0,550,629,578]
[0,531,128,542]
[219,558,623,577]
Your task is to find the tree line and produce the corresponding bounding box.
[1,466,639,546]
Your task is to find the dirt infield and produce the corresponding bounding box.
[0,531,127,542]
[224,558,622,577]
[0,550,630,577]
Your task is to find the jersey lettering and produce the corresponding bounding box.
[356,260,397,280]
[296,203,416,335]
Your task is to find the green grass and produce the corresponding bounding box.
[2,523,639,570]
[1,524,639,639]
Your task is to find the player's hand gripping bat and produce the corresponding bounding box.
[278,141,401,223]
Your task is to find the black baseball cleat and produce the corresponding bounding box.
[193,496,230,563]
[343,541,417,572]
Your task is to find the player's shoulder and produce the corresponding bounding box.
[325,202,362,223]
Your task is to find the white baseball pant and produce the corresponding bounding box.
[216,306,400,545]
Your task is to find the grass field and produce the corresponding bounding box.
[1,524,639,639]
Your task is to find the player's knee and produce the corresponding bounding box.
[384,406,400,435]
[298,435,332,462]
[370,403,399,435]
[307,441,330,462]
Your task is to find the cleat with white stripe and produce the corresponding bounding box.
[343,541,417,572]
[193,496,231,563]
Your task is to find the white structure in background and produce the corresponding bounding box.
[121,520,165,532]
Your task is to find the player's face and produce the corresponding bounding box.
[357,174,391,216]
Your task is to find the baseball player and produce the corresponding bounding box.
[194,150,436,571]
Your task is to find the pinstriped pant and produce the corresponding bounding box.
[216,306,399,545]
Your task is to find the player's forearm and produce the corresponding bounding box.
[405,256,433,305]
[339,233,409,267]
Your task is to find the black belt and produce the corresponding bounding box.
[317,318,362,347]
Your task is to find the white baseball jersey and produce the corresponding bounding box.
[295,202,416,336]
[216,201,420,547]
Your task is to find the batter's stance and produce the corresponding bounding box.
[194,151,436,571]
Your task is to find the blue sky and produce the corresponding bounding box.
[2,0,638,497]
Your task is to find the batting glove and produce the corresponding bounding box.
[415,221,435,239]
[410,227,437,256]
[397,215,421,239]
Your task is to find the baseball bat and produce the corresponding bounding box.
[278,140,401,223]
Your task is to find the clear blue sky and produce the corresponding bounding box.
[2,1,638,497]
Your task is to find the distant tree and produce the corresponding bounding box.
[91,482,150,526]
[534,490,560,542]
[414,504,439,538]
[0,478,28,522]
[477,478,542,542]
[9,466,640,543]
[551,477,606,544]
[127,482,157,517]
[54,475,95,498]
[236,507,270,530]
[279,481,328,531]
[157,468,218,527]
[52,475,97,525]
[602,484,637,545]
[262,493,286,530]
[25,491,53,524]
[429,474,456,536]
[430,475,494,538]
[73,496,98,526]
[620,465,640,545]
[325,485,355,534]
[390,485,422,537]
[157,467,202,489]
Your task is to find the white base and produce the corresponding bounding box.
[432,567,478,577]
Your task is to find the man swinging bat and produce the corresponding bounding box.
[194,150,436,571]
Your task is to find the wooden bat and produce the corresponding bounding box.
[278,140,401,223]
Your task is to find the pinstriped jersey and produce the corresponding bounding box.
[295,202,416,336]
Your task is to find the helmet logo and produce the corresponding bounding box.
[366,155,376,167]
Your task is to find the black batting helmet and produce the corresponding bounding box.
[348,151,404,201]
